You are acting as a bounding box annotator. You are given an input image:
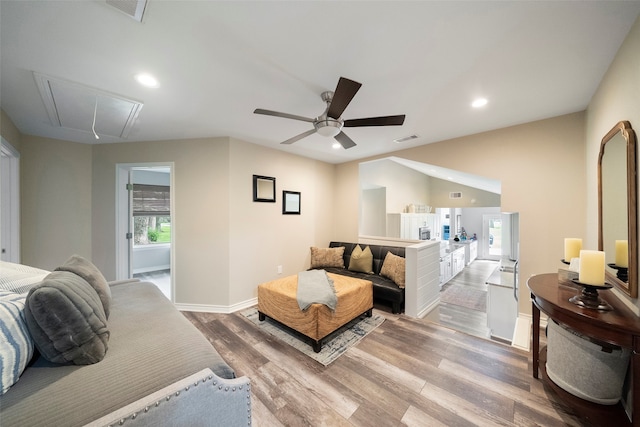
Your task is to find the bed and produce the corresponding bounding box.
[257,272,373,352]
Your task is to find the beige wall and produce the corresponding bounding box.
[10,132,337,308]
[335,112,587,314]
[228,138,336,305]
[20,135,92,269]
[427,178,500,208]
[586,15,640,310]
[1,110,21,150]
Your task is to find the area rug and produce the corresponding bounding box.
[241,307,385,366]
[440,284,487,312]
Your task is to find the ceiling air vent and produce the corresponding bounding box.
[106,0,147,22]
[393,134,419,144]
[449,192,462,199]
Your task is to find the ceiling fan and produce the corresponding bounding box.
[254,77,406,149]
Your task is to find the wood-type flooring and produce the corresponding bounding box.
[184,306,588,426]
[426,259,497,340]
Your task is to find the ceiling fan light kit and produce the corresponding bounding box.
[254,77,406,149]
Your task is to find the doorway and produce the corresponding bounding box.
[1,138,20,263]
[116,163,174,300]
[482,214,502,261]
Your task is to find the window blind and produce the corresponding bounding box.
[132,184,170,216]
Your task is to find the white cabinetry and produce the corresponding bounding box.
[439,255,452,286]
[439,246,466,287]
[452,247,466,277]
[387,213,439,240]
[464,240,478,265]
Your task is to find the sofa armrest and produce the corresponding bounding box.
[84,369,251,427]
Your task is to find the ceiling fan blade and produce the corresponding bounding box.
[254,108,315,123]
[327,77,362,119]
[344,115,406,127]
[281,128,317,145]
[334,131,357,149]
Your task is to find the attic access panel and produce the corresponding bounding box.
[34,72,143,139]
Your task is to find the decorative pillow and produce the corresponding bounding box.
[55,255,111,318]
[380,252,406,289]
[24,271,109,365]
[0,291,34,395]
[348,245,374,274]
[310,246,345,269]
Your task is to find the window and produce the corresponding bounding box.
[132,184,170,245]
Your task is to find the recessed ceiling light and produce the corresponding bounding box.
[135,73,159,88]
[471,98,488,108]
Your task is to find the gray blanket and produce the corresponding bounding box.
[297,269,337,312]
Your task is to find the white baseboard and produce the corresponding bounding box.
[176,297,257,314]
[416,297,440,318]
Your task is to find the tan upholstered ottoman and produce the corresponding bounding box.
[257,272,373,352]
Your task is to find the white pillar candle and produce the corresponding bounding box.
[564,238,582,261]
[579,250,606,286]
[615,240,629,268]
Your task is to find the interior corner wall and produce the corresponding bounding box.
[20,135,92,269]
[1,110,22,151]
[91,137,231,307]
[335,111,587,315]
[586,15,640,310]
[227,138,336,306]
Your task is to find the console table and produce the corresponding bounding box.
[529,273,640,426]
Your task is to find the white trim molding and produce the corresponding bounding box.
[175,297,257,314]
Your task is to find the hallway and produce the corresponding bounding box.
[425,259,499,340]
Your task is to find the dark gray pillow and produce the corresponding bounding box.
[55,254,111,318]
[24,271,109,365]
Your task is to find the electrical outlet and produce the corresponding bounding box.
[277,265,283,274]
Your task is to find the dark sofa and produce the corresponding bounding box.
[319,241,405,314]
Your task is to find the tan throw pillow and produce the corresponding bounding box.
[380,252,406,289]
[348,245,374,274]
[310,246,345,269]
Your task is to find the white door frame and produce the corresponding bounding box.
[1,137,20,263]
[482,213,501,261]
[116,162,175,300]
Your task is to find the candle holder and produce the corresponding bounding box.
[569,280,613,311]
[608,263,629,282]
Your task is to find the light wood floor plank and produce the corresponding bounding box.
[182,279,591,426]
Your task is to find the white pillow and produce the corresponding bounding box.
[0,261,48,294]
[0,290,34,394]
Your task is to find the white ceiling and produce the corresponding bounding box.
[2,1,640,164]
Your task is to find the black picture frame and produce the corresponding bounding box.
[282,190,301,214]
[253,175,276,202]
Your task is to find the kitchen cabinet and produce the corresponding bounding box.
[387,213,439,240]
[439,245,466,287]
[452,247,466,276]
[439,255,452,286]
[486,266,518,342]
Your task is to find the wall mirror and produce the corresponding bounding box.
[253,175,276,202]
[598,121,637,298]
[282,191,301,214]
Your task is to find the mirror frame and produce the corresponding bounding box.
[598,121,638,298]
[253,175,276,202]
[282,190,301,215]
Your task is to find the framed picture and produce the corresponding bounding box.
[282,190,301,215]
[253,175,276,202]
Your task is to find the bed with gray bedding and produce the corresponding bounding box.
[0,261,251,426]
